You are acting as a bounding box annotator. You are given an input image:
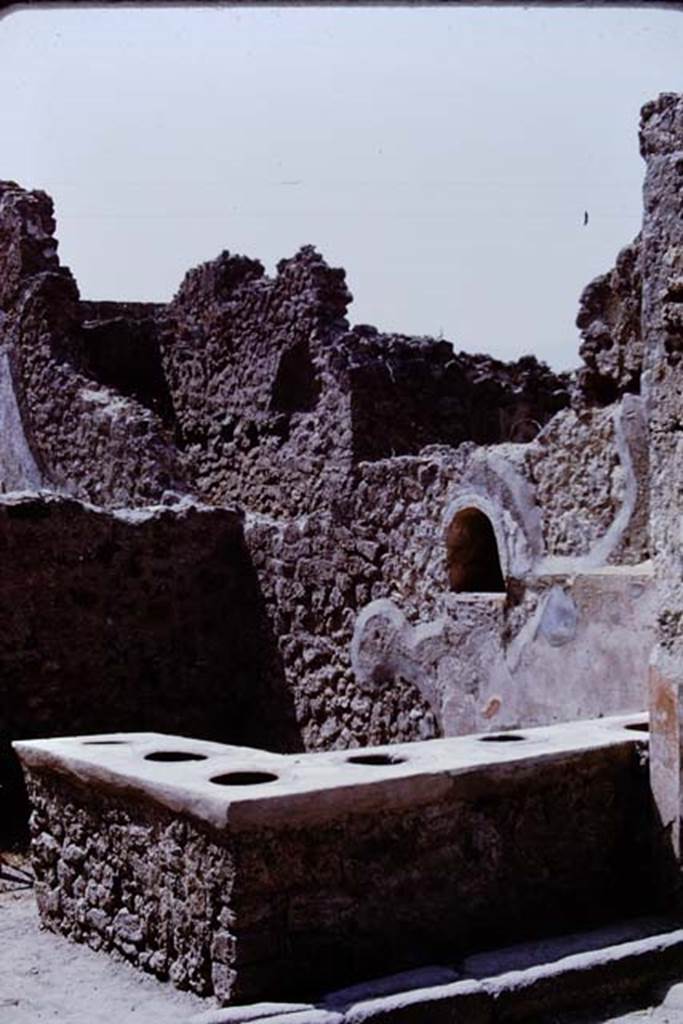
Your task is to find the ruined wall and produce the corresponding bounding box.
[245,510,439,751]
[0,492,293,754]
[347,434,653,735]
[577,237,643,405]
[160,247,354,518]
[0,179,572,521]
[80,300,175,429]
[0,182,186,507]
[245,399,653,747]
[345,330,569,461]
[160,252,569,518]
[638,94,683,863]
[526,396,649,566]
[0,176,655,768]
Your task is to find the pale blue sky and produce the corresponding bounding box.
[1,4,682,369]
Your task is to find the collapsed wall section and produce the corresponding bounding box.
[345,330,570,461]
[79,300,175,428]
[160,247,354,518]
[0,174,655,763]
[577,237,643,405]
[158,243,570,517]
[0,182,187,507]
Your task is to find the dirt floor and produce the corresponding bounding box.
[0,885,211,1024]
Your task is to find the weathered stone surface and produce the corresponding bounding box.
[80,299,174,427]
[158,247,569,519]
[17,720,651,1007]
[577,237,643,404]
[0,141,657,785]
[0,490,301,841]
[0,181,187,507]
[638,93,683,885]
[18,719,655,1004]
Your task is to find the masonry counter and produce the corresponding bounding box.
[13,715,654,1004]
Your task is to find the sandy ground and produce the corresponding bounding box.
[2,873,683,1024]
[576,1005,683,1024]
[0,887,212,1024]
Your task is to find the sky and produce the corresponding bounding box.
[1,4,682,370]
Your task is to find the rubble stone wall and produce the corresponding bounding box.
[577,237,643,404]
[345,331,569,461]
[0,182,186,507]
[160,247,355,519]
[244,510,439,751]
[159,247,569,517]
[79,300,175,428]
[0,169,655,768]
[525,397,650,565]
[638,93,683,863]
[245,405,652,747]
[0,493,282,751]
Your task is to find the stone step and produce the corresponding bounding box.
[188,916,683,1024]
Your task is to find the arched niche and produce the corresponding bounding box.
[446,506,506,594]
[271,340,321,413]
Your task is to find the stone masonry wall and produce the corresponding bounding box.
[0,182,187,507]
[245,400,651,749]
[641,94,683,667]
[27,771,237,998]
[345,330,569,461]
[577,237,643,405]
[79,300,175,429]
[639,93,683,865]
[160,247,354,519]
[525,397,650,565]
[245,510,439,751]
[0,493,287,752]
[0,176,653,767]
[159,244,569,518]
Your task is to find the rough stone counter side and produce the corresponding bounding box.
[16,717,654,1004]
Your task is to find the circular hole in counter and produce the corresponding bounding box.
[624,722,649,733]
[479,733,525,743]
[145,751,208,763]
[210,771,279,786]
[347,753,407,766]
[82,740,127,745]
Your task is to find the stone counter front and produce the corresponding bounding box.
[14,716,654,1004]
